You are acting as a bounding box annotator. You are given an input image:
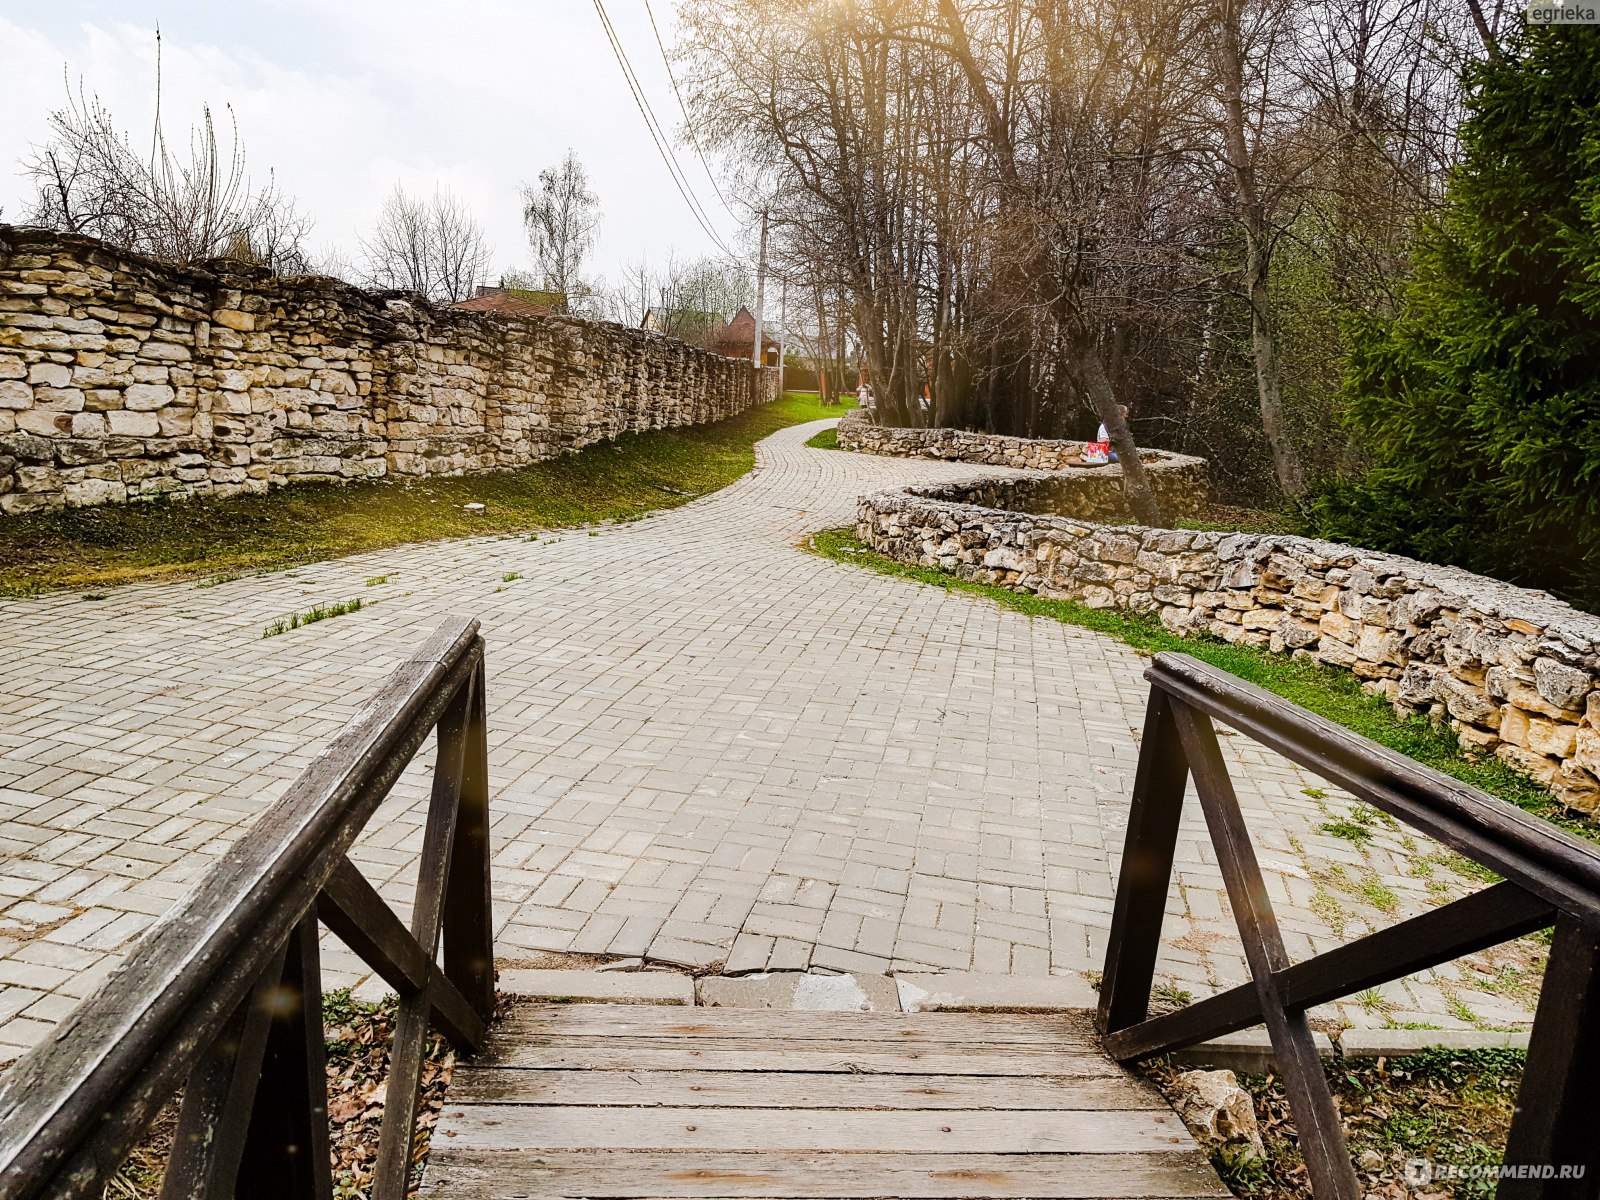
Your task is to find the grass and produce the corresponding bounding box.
[1319,816,1375,846]
[806,426,840,450]
[808,527,1589,838]
[1175,502,1304,536]
[262,597,365,638]
[0,393,852,597]
[1361,876,1400,914]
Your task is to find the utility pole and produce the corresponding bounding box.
[752,207,769,368]
[777,278,787,397]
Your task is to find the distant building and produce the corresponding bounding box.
[714,306,780,365]
[452,286,560,318]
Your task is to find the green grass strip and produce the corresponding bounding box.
[809,527,1589,839]
[262,597,366,639]
[0,393,849,596]
[805,426,840,450]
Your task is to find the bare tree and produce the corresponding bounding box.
[521,150,600,300]
[678,0,1488,510]
[428,188,495,304]
[1204,0,1311,497]
[362,184,492,303]
[23,53,312,270]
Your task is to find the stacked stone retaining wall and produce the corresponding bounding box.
[858,476,1600,816]
[838,408,1196,474]
[0,226,776,513]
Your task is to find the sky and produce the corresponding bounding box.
[0,1,750,288]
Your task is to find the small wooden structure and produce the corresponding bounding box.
[421,1003,1227,1199]
[1100,653,1600,1200]
[0,618,494,1200]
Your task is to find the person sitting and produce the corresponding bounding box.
[1097,405,1131,463]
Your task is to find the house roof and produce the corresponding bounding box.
[452,287,553,318]
[716,306,779,355]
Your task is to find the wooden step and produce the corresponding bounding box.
[420,1004,1229,1200]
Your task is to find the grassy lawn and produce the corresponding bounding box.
[0,393,850,596]
[805,426,840,450]
[808,527,1584,837]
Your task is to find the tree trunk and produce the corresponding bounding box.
[1246,262,1304,498]
[1215,0,1306,500]
[1074,340,1164,527]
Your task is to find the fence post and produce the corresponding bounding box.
[1500,913,1600,1199]
[445,648,496,1022]
[1098,688,1190,1035]
[236,915,333,1200]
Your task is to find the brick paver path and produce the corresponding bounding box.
[0,419,1537,1061]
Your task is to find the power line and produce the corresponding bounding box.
[640,0,738,219]
[590,0,737,259]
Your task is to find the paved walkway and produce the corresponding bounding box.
[0,419,1537,1062]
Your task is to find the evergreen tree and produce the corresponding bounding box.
[1311,24,1600,609]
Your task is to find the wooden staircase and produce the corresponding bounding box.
[421,1003,1229,1199]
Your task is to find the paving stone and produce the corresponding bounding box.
[697,971,901,1012]
[1173,1028,1338,1074]
[496,968,693,1005]
[1338,1028,1531,1057]
[894,971,1098,1012]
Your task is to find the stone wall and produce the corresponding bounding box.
[836,410,1209,523]
[0,226,776,513]
[858,477,1600,816]
[838,408,1199,474]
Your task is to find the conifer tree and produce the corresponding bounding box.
[1313,24,1600,608]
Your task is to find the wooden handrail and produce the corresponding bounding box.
[0,616,495,1200]
[1099,652,1600,1200]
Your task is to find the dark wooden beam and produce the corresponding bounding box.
[236,915,333,1200]
[1098,689,1191,1036]
[1173,702,1359,1200]
[158,946,286,1200]
[1105,881,1554,1061]
[1501,913,1600,1199]
[445,653,497,1026]
[372,676,472,1200]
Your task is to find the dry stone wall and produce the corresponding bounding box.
[0,226,776,513]
[838,407,1203,475]
[859,476,1600,816]
[838,409,1210,522]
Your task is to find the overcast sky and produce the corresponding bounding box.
[0,1,749,288]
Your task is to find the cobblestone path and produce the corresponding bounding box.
[0,419,1538,1061]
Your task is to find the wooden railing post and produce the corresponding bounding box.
[1171,702,1358,1200]
[1098,688,1190,1035]
[444,649,496,1022]
[1500,913,1600,1199]
[372,656,480,1200]
[237,914,333,1200]
[159,947,287,1199]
